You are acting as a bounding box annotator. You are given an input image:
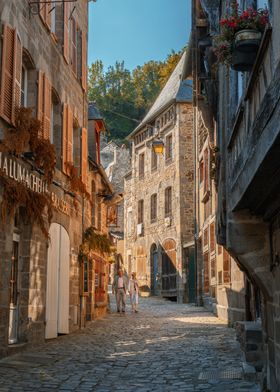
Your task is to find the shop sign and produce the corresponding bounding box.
[51,192,70,216]
[0,153,70,216]
[0,152,48,193]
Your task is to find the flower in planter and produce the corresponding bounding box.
[214,2,269,65]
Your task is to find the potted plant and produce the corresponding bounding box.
[214,1,269,71]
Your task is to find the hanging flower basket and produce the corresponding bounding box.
[214,2,269,71]
[234,29,262,52]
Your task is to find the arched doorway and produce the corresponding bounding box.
[161,239,177,298]
[45,223,70,339]
[150,244,158,295]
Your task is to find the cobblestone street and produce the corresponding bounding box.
[0,296,260,392]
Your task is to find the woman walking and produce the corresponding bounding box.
[128,272,139,313]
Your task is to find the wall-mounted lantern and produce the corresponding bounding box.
[152,139,164,155]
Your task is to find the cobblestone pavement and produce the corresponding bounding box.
[0,296,260,392]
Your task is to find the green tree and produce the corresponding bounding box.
[88,50,183,143]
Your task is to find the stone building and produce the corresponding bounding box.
[0,0,113,357]
[101,140,131,271]
[191,0,280,390]
[124,52,195,303]
[191,2,246,324]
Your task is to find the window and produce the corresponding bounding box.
[165,187,172,217]
[70,17,77,75]
[223,251,231,284]
[139,153,145,178]
[150,194,157,222]
[199,160,204,185]
[203,148,210,195]
[210,222,215,253]
[51,88,62,168]
[91,180,96,227]
[50,102,54,144]
[62,103,73,173]
[203,252,209,293]
[127,209,132,235]
[138,199,144,224]
[21,65,27,107]
[151,148,157,171]
[83,260,89,294]
[165,134,172,161]
[97,189,102,231]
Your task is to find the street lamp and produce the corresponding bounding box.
[152,138,164,155]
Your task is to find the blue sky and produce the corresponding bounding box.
[88,0,191,71]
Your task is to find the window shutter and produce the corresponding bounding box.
[37,70,44,137]
[0,25,22,125]
[81,31,87,91]
[63,2,70,64]
[13,33,22,122]
[62,103,68,173]
[223,250,231,284]
[43,74,51,140]
[71,18,77,74]
[81,127,88,184]
[67,105,73,164]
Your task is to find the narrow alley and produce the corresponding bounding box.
[0,297,260,392]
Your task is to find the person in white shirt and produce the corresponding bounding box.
[112,269,128,313]
[128,272,139,313]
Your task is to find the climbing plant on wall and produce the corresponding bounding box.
[0,107,56,237]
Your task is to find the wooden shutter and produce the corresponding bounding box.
[43,74,51,140]
[81,127,88,184]
[70,18,77,74]
[67,105,73,164]
[81,31,87,90]
[62,103,68,173]
[37,70,44,136]
[223,250,231,284]
[0,25,22,125]
[13,33,22,121]
[63,1,70,63]
[37,71,52,139]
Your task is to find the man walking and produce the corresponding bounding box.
[112,269,128,313]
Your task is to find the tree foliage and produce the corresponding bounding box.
[88,50,183,143]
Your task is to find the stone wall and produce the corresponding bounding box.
[0,0,90,356]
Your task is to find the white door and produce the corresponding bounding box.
[8,238,19,344]
[58,226,70,334]
[45,223,70,339]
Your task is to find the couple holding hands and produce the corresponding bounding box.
[112,269,139,314]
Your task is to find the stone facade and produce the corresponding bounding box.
[124,53,195,303]
[192,0,280,390]
[101,141,131,235]
[0,0,112,358]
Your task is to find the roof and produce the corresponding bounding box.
[88,102,103,121]
[128,50,192,138]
